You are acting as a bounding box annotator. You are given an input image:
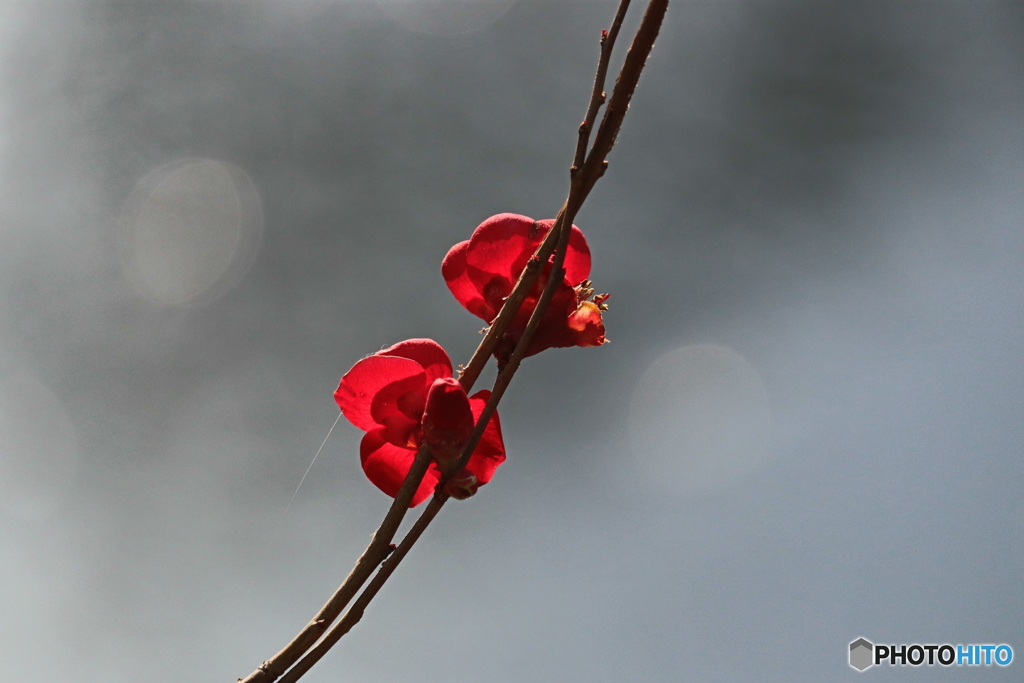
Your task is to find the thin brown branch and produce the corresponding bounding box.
[238,446,433,683]
[240,202,561,683]
[277,495,447,683]
[239,1,668,680]
[279,215,577,683]
[368,0,671,617]
[238,141,564,683]
[573,0,632,173]
[581,0,668,197]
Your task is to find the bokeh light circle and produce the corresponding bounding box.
[376,0,517,36]
[119,158,262,307]
[628,344,772,492]
[0,372,79,521]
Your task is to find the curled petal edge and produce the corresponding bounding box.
[336,355,427,432]
[360,429,440,507]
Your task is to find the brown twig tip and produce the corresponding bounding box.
[572,0,633,173]
[584,0,667,186]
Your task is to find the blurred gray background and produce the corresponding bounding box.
[1,1,1022,681]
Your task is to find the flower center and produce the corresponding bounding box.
[396,390,426,421]
[482,276,512,315]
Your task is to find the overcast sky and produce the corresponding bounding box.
[1,1,1022,681]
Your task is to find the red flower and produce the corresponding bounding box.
[334,339,506,507]
[442,213,608,363]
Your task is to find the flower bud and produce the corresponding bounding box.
[443,469,480,500]
[421,377,474,475]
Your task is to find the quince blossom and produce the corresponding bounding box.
[334,339,505,506]
[442,213,607,364]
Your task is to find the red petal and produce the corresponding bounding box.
[464,213,537,287]
[336,355,427,432]
[445,213,593,329]
[567,301,606,347]
[360,429,440,507]
[466,390,506,485]
[535,219,592,285]
[378,338,453,385]
[463,217,590,311]
[442,241,497,321]
[370,372,428,425]
[467,216,590,285]
[370,373,427,448]
[494,280,579,362]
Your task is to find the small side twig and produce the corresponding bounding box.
[580,0,668,200]
[573,0,632,173]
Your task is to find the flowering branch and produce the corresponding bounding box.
[238,0,666,680]
[456,0,641,390]
[278,212,582,683]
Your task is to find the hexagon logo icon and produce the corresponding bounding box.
[850,638,874,671]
